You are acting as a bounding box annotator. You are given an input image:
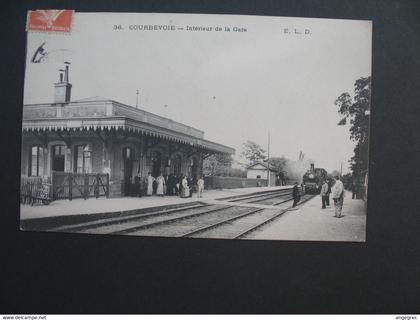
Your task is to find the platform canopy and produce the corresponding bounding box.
[22,97,235,155]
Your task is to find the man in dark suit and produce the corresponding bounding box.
[187,176,193,197]
[321,180,329,209]
[178,174,183,197]
[326,179,332,205]
[167,174,173,196]
[292,182,300,208]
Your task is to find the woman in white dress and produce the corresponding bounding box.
[146,172,154,196]
[181,175,189,198]
[156,173,165,197]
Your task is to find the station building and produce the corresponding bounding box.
[246,162,277,186]
[21,65,235,197]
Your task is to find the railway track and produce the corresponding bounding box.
[218,188,292,202]
[119,206,262,237]
[51,202,225,233]
[235,194,316,239]
[182,194,316,239]
[48,189,315,239]
[223,188,298,206]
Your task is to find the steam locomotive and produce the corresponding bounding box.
[302,163,327,194]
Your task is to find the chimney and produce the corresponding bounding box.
[54,62,72,104]
[310,163,315,171]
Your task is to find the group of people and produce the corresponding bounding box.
[133,173,205,198]
[320,175,345,218]
[291,176,345,218]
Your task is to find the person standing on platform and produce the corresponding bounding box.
[167,174,173,196]
[146,172,154,196]
[351,180,357,199]
[163,174,168,195]
[331,175,345,218]
[326,179,331,206]
[292,182,300,208]
[171,174,177,196]
[197,176,205,198]
[181,175,190,198]
[134,173,143,197]
[152,177,157,195]
[177,174,183,197]
[321,180,329,209]
[187,176,193,198]
[156,173,165,197]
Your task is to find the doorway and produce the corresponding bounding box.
[173,155,182,176]
[123,147,133,196]
[151,151,162,177]
[52,145,66,172]
[190,157,199,180]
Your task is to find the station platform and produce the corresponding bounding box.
[20,185,291,220]
[248,191,366,242]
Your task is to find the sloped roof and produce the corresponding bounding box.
[22,96,235,155]
[246,162,276,171]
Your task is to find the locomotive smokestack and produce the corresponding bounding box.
[310,163,315,171]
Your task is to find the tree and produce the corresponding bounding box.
[341,172,353,190]
[268,157,287,172]
[203,153,233,176]
[267,156,286,174]
[241,140,267,165]
[335,76,371,178]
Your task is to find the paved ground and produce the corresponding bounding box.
[248,191,366,242]
[20,185,290,220]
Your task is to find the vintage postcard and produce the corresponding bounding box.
[20,11,372,241]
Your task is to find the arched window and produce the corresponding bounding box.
[173,155,182,176]
[74,145,92,173]
[123,146,133,160]
[151,151,162,177]
[188,157,199,179]
[29,146,45,176]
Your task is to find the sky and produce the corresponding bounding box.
[24,12,372,174]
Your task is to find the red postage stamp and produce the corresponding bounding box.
[26,9,73,33]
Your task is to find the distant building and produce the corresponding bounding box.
[21,64,234,197]
[246,162,277,186]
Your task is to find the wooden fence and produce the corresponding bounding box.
[52,172,109,200]
[20,176,52,205]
